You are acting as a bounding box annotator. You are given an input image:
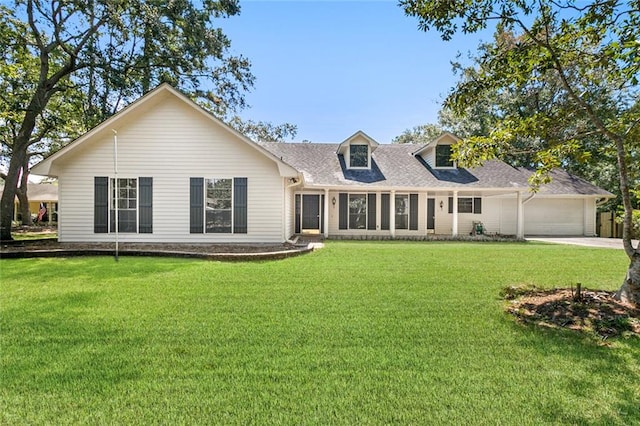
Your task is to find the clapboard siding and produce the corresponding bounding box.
[55,96,285,242]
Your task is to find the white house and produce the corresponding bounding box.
[31,84,612,243]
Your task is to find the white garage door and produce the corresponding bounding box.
[525,198,583,236]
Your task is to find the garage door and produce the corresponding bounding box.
[524,198,583,236]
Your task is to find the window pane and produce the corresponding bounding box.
[110,178,137,232]
[206,210,232,233]
[395,195,408,214]
[395,194,408,229]
[435,145,454,167]
[395,215,408,230]
[350,145,368,168]
[206,178,233,233]
[348,194,367,229]
[458,198,473,213]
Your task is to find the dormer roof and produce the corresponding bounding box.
[336,130,380,156]
[411,131,460,157]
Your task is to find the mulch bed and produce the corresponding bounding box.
[503,285,640,340]
[1,238,313,261]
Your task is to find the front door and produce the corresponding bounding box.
[427,198,435,230]
[302,194,321,232]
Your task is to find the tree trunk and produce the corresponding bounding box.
[15,158,31,225]
[615,253,640,306]
[0,149,26,240]
[0,86,49,240]
[15,186,31,226]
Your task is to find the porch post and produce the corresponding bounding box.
[516,191,524,238]
[323,188,330,238]
[452,190,458,236]
[390,190,396,238]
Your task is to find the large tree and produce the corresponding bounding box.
[401,0,640,304]
[392,123,443,144]
[0,0,254,239]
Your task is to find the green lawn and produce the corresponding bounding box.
[1,241,638,424]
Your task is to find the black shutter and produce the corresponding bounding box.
[190,177,204,233]
[474,197,482,214]
[381,193,390,230]
[409,193,419,230]
[448,197,453,214]
[233,178,248,233]
[338,193,348,230]
[367,193,376,230]
[94,177,109,233]
[139,177,153,233]
[294,194,301,234]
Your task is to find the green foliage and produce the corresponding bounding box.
[227,116,298,142]
[615,209,640,239]
[1,242,638,424]
[392,123,443,144]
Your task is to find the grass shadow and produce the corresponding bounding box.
[504,317,640,425]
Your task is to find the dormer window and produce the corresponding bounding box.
[337,131,379,171]
[435,144,454,168]
[350,144,369,168]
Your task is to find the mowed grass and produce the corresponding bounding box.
[1,241,639,425]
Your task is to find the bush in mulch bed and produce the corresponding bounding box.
[502,284,640,340]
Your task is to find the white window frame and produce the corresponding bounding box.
[435,144,456,168]
[349,144,370,169]
[348,193,367,230]
[110,177,138,233]
[395,193,409,230]
[205,178,234,234]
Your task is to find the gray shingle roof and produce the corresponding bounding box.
[259,142,611,196]
[518,168,612,196]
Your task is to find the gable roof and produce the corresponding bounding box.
[259,142,612,196]
[412,132,461,157]
[336,130,380,155]
[31,84,298,177]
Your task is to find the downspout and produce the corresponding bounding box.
[112,129,119,262]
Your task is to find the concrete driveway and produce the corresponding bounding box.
[527,237,639,250]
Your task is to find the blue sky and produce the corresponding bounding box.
[220,0,493,143]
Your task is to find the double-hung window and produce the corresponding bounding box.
[190,177,248,234]
[395,194,409,229]
[348,194,367,229]
[206,178,232,233]
[94,176,153,234]
[111,178,137,233]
